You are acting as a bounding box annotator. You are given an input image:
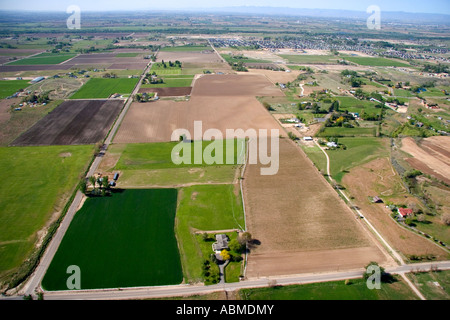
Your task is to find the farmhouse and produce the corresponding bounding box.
[398,208,414,218]
[213,234,229,254]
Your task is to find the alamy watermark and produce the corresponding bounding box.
[67,5,81,30]
[171,121,280,176]
[367,5,381,30]
[366,264,382,290]
[66,265,81,290]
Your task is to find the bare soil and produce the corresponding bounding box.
[11,100,124,146]
[244,139,391,278]
[401,137,450,184]
[138,87,192,97]
[342,157,449,261]
[115,74,285,143]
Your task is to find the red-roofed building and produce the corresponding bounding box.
[399,208,414,218]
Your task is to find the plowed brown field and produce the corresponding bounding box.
[244,139,392,278]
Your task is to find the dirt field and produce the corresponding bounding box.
[115,74,285,143]
[244,138,392,278]
[114,96,283,143]
[63,53,149,70]
[191,74,285,97]
[248,69,302,84]
[157,51,224,64]
[0,98,20,125]
[138,87,192,97]
[11,100,124,146]
[342,157,450,261]
[401,137,450,184]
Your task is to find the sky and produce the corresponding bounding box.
[0,0,449,15]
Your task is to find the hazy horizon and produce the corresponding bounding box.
[1,0,449,15]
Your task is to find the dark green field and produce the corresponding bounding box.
[0,80,30,99]
[344,57,411,68]
[42,189,183,290]
[70,78,139,99]
[7,53,77,65]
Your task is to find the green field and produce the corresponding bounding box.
[115,52,141,57]
[326,137,388,182]
[176,185,245,283]
[344,57,411,68]
[239,277,417,300]
[7,53,77,65]
[70,78,139,99]
[0,80,30,99]
[113,140,246,171]
[160,45,212,52]
[142,76,194,88]
[317,127,377,138]
[406,271,449,300]
[0,145,94,285]
[42,189,182,290]
[221,54,271,65]
[279,55,337,64]
[150,63,182,75]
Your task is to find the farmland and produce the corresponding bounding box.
[6,53,77,66]
[279,54,338,65]
[69,78,139,99]
[42,189,182,290]
[239,276,418,300]
[0,145,94,286]
[11,100,124,146]
[0,8,449,302]
[344,57,412,68]
[176,184,245,283]
[0,80,31,99]
[243,138,390,278]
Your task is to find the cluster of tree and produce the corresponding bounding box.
[231,61,248,72]
[22,92,50,104]
[296,66,314,74]
[422,64,449,74]
[324,112,355,128]
[102,72,117,78]
[134,93,154,102]
[160,60,182,69]
[80,176,113,197]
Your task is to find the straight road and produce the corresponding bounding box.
[28,261,450,300]
[19,60,154,297]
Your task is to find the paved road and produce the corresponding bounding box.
[16,261,449,300]
[19,60,154,297]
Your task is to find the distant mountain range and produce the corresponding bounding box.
[183,6,450,24]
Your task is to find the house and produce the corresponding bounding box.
[398,208,414,218]
[372,196,383,203]
[212,234,229,254]
[327,142,338,148]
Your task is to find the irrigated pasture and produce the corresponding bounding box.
[11,100,124,146]
[70,78,139,99]
[42,189,183,290]
[243,138,391,278]
[0,80,30,99]
[0,145,94,285]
